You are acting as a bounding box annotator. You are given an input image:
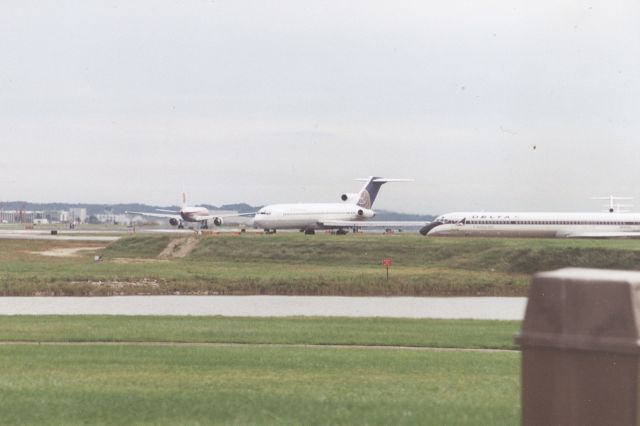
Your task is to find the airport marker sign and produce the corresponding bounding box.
[382,258,393,280]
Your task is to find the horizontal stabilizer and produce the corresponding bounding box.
[355,178,414,183]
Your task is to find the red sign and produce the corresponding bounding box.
[382,258,393,267]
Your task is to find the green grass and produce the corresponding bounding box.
[3,233,640,296]
[0,317,521,425]
[0,344,519,425]
[100,234,171,257]
[0,316,521,349]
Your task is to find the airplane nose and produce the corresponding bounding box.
[419,221,443,236]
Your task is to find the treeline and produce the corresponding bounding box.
[0,201,434,220]
[0,201,259,216]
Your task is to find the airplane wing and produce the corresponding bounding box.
[125,211,181,220]
[216,212,256,218]
[200,212,257,220]
[126,211,256,220]
[319,220,428,228]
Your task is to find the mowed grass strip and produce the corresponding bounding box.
[0,316,521,350]
[4,233,640,296]
[0,344,519,425]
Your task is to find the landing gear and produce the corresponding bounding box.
[336,228,348,235]
[178,224,184,229]
[200,221,209,229]
[264,229,276,234]
[304,228,316,235]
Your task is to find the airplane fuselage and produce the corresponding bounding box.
[422,212,640,238]
[254,203,375,230]
[180,207,211,223]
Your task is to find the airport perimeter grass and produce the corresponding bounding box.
[3,233,640,296]
[0,316,520,425]
[0,316,520,349]
[0,344,519,425]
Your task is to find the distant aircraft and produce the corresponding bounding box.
[420,210,640,238]
[126,194,253,229]
[253,176,423,234]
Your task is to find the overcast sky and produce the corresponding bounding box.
[2,1,640,213]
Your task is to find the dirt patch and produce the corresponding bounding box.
[158,237,199,258]
[111,258,170,264]
[29,247,105,257]
[71,279,160,288]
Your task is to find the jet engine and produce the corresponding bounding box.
[169,218,179,226]
[213,217,223,226]
[357,208,375,218]
[341,193,359,202]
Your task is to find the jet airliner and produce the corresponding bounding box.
[253,176,422,234]
[127,194,252,229]
[420,211,640,238]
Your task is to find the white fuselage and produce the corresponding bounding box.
[254,203,375,230]
[180,206,210,222]
[423,212,640,238]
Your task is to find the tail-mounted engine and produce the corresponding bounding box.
[341,193,359,203]
[357,208,375,218]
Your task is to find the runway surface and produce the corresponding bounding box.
[0,229,121,241]
[0,228,258,241]
[0,296,527,320]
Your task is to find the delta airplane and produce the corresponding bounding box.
[126,194,252,229]
[253,176,422,234]
[420,210,640,238]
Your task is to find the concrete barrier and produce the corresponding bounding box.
[516,268,640,426]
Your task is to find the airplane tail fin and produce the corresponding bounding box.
[182,193,187,209]
[352,177,413,209]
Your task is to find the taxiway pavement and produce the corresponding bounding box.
[0,296,526,320]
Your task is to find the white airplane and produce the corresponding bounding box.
[420,210,640,238]
[126,194,253,229]
[253,176,422,234]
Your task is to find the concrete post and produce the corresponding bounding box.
[516,268,640,426]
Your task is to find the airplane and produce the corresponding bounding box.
[420,210,640,238]
[126,194,253,229]
[253,176,423,234]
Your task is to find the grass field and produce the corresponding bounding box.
[2,232,640,296]
[0,316,521,349]
[0,316,520,425]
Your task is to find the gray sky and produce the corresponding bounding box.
[2,0,640,213]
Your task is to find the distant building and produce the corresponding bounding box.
[0,210,34,223]
[69,208,87,223]
[59,211,69,222]
[95,213,131,225]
